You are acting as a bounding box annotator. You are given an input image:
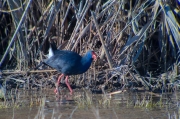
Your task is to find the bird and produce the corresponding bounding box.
[37,42,97,95]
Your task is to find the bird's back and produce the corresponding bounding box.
[44,50,82,75]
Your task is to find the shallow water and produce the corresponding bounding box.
[0,89,179,119]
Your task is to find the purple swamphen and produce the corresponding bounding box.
[40,42,97,95]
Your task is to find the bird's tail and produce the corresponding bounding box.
[50,42,57,51]
[26,61,44,74]
[48,42,57,58]
[34,61,44,70]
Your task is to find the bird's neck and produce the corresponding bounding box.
[80,54,93,72]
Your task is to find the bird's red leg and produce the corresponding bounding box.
[54,74,64,94]
[65,76,73,95]
[57,74,64,86]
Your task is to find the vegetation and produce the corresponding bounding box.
[0,0,180,95]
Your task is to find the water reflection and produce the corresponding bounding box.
[0,89,179,119]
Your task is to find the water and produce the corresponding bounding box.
[0,89,179,119]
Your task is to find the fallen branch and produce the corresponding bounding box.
[2,70,57,74]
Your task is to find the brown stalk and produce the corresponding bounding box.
[91,11,113,69]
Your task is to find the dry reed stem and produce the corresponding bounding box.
[91,11,113,69]
[0,0,32,67]
[2,69,57,74]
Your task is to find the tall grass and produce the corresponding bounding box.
[0,0,179,97]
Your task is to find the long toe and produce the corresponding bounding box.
[70,91,73,95]
[54,88,58,94]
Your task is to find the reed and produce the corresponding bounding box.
[0,0,179,97]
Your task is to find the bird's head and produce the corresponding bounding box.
[84,50,97,62]
[91,51,97,61]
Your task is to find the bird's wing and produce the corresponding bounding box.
[44,51,82,74]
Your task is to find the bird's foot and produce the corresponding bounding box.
[54,88,58,95]
[70,91,73,95]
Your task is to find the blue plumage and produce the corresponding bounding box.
[42,42,97,95]
[44,43,94,75]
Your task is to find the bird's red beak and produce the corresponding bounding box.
[92,51,97,61]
